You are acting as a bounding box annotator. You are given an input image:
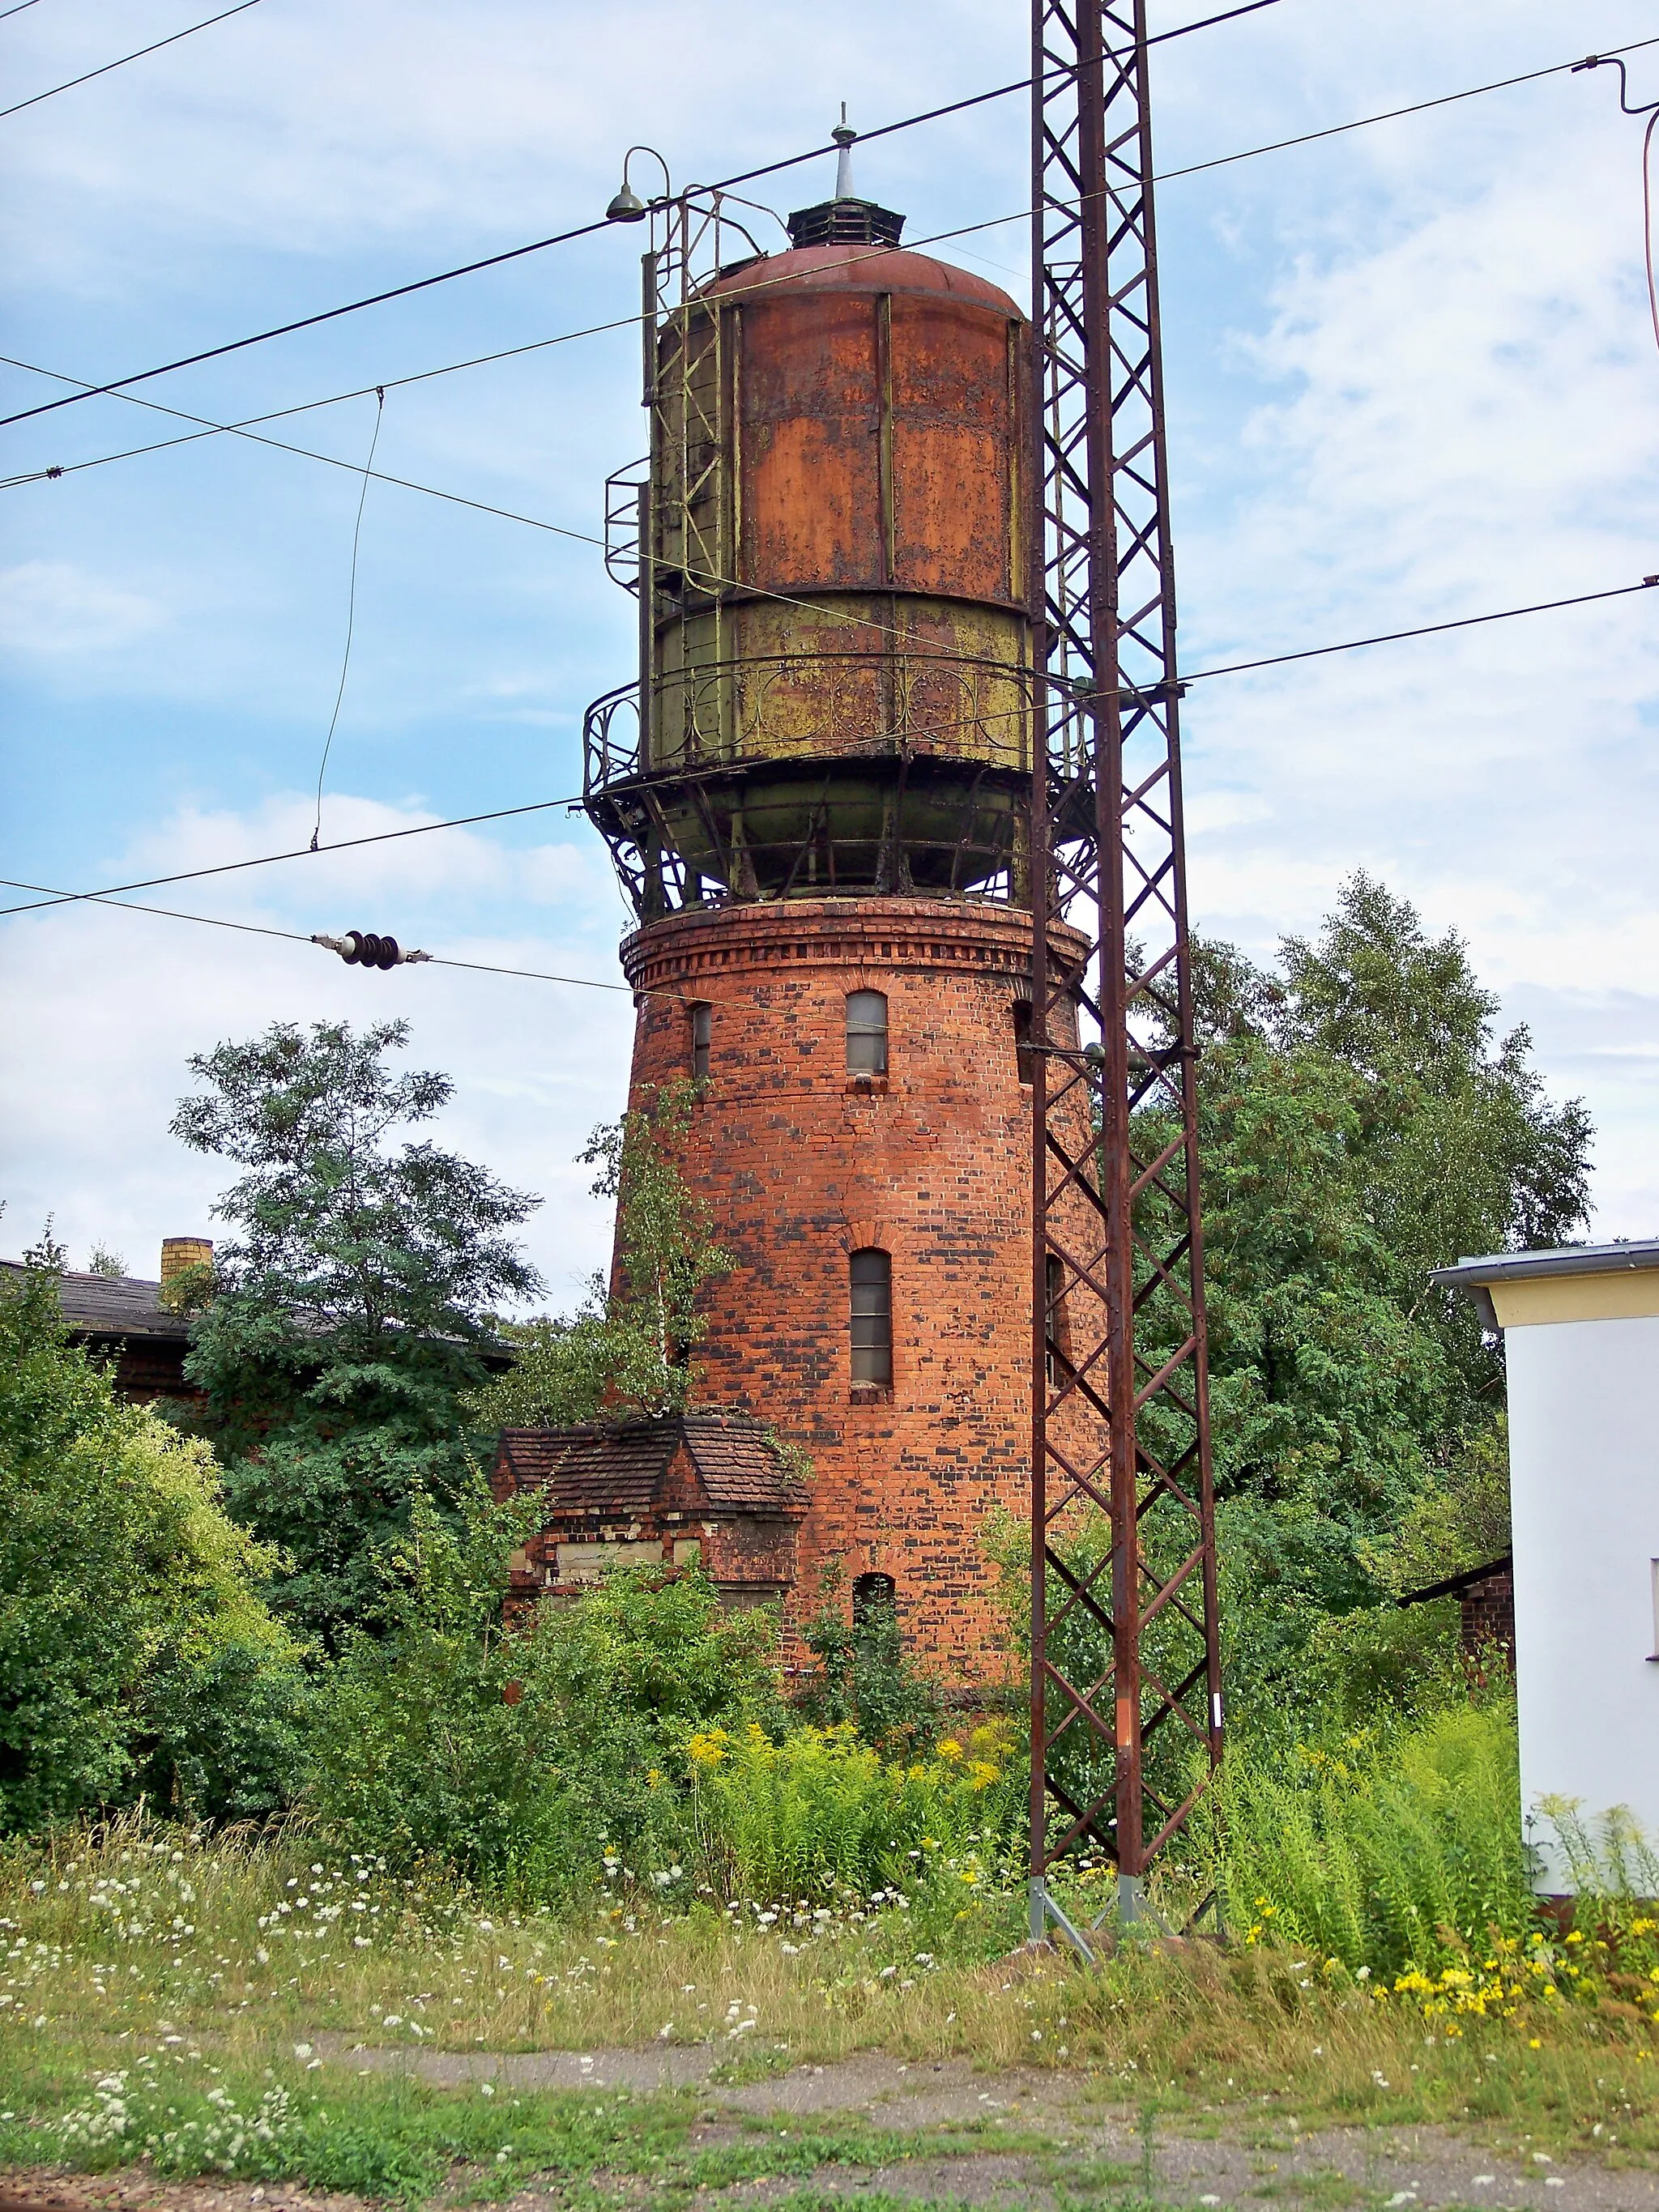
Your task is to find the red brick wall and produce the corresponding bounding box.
[621,895,1099,1676]
[1461,1566,1515,1665]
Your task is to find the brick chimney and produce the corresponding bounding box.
[160,1236,213,1289]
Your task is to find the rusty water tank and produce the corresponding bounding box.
[638,236,1032,897]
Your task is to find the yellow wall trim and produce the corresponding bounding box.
[1489,1272,1659,1328]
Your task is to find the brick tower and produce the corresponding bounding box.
[582,173,1094,1671]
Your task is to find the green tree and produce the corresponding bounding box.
[1132,876,1589,1729]
[171,1019,543,1652]
[467,1079,731,1430]
[0,1259,305,1830]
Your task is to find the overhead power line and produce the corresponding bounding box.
[0,352,610,540]
[2,573,1652,927]
[0,0,262,122]
[8,27,1658,484]
[0,0,49,19]
[0,874,640,995]
[0,0,1295,433]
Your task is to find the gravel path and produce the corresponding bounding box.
[8,2040,1657,2212]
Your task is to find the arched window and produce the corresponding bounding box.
[1045,1253,1067,1386]
[689,1001,712,1080]
[849,1247,893,1385]
[853,1571,897,1625]
[845,989,889,1075]
[1013,999,1035,1085]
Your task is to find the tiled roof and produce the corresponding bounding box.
[0,1262,190,1342]
[683,1412,807,1512]
[496,1410,807,1519]
[497,1422,680,1518]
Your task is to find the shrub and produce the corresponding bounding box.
[792,1566,944,1759]
[0,1260,307,1830]
[689,1720,1019,1903]
[307,1502,783,1899]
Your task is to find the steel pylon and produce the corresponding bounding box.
[1026,0,1222,1946]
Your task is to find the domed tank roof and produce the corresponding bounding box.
[704,243,1022,321]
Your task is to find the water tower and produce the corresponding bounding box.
[583,152,1097,1666]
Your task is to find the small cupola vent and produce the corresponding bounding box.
[785,198,905,249]
[787,105,904,249]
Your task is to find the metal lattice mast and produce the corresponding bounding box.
[1028,0,1222,1942]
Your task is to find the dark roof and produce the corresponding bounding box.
[497,1409,807,1519]
[497,1422,678,1518]
[0,1261,513,1370]
[1397,1554,1512,1609]
[1431,1240,1659,1287]
[0,1261,190,1343]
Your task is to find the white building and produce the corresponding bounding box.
[1433,1241,1659,1892]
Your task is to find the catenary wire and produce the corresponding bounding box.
[0,356,610,541]
[0,874,685,999]
[9,28,1659,491]
[0,876,641,992]
[2,573,1652,927]
[0,0,48,19]
[0,0,262,121]
[7,284,1653,732]
[0,76,1095,430]
[0,0,1321,433]
[11,8,1659,573]
[312,389,384,848]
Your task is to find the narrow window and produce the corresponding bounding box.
[850,1247,893,1385]
[846,989,889,1075]
[689,1001,712,1080]
[1045,1253,1066,1386]
[1013,999,1035,1085]
[853,1571,897,1626]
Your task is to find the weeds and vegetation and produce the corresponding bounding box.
[0,1259,307,1831]
[687,1720,1017,1903]
[2,1805,1657,2206]
[306,1510,784,1901]
[2,889,1649,2201]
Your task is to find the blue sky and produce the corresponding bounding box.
[2,0,1657,1305]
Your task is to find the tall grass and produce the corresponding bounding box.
[1209,1699,1529,1976]
[688,1721,1018,1903]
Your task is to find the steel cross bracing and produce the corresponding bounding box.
[1026,0,1222,1946]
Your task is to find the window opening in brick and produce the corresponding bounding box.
[1013,998,1035,1085]
[689,1001,712,1080]
[853,1571,897,1625]
[850,1247,893,1385]
[846,989,889,1075]
[1045,1253,1066,1386]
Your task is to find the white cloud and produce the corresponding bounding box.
[3,0,1657,1278]
[0,794,634,1303]
[0,559,165,655]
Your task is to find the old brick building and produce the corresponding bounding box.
[492,1410,806,1609]
[566,173,1105,1673]
[0,1237,211,1408]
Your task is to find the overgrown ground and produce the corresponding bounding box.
[2,1818,1657,2210]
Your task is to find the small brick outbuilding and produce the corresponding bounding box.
[1,1250,203,1409]
[1397,1554,1516,1664]
[491,1410,808,1611]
